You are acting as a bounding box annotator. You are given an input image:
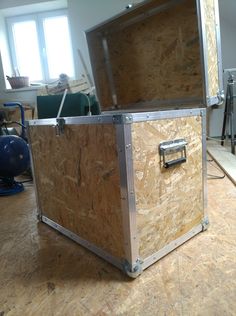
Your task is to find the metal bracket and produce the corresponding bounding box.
[112,114,133,125]
[217,90,225,105]
[159,139,188,168]
[55,118,65,136]
[37,213,42,221]
[123,259,143,278]
[201,217,209,231]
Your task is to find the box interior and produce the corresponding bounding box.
[86,0,203,112]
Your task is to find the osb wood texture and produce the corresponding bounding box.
[29,124,125,259]
[132,116,204,259]
[204,0,219,97]
[0,162,236,315]
[87,0,203,110]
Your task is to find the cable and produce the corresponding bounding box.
[10,121,26,129]
[207,159,225,180]
[19,179,33,183]
[207,136,225,143]
[4,123,9,135]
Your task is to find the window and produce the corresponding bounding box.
[6,10,75,82]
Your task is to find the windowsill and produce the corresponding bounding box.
[4,86,41,93]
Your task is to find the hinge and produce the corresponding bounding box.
[112,114,133,124]
[37,213,42,221]
[207,90,225,107]
[123,259,143,278]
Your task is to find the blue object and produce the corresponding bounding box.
[0,135,30,178]
[3,102,26,139]
[0,178,24,196]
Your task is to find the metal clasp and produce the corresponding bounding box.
[54,118,65,136]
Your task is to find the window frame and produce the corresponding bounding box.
[6,9,75,83]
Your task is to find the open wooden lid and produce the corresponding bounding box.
[86,0,204,112]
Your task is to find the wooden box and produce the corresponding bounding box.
[28,110,206,277]
[27,0,222,277]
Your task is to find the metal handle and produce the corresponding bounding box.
[159,139,187,169]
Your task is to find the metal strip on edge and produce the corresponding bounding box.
[201,109,208,212]
[130,108,203,122]
[196,0,208,106]
[26,121,42,219]
[116,123,139,271]
[28,115,114,126]
[214,0,224,98]
[41,216,123,270]
[142,223,203,270]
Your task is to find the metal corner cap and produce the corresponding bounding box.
[123,259,143,278]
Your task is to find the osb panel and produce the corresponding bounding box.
[29,124,125,259]
[132,116,204,259]
[203,0,219,97]
[1,159,236,314]
[87,0,203,110]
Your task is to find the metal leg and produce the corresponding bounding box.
[221,85,229,146]
[221,73,235,154]
[228,80,235,154]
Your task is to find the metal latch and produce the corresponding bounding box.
[54,118,65,136]
[159,139,187,168]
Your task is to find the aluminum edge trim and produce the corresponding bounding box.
[196,0,208,106]
[130,108,204,122]
[41,216,123,270]
[142,223,203,270]
[28,115,114,126]
[116,124,139,270]
[201,109,208,211]
[214,0,224,96]
[25,121,42,219]
[116,124,133,265]
[124,124,139,268]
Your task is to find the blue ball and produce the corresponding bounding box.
[0,135,30,178]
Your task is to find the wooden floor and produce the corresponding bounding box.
[207,140,236,185]
[0,162,236,316]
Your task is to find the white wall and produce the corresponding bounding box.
[220,19,236,69]
[208,14,236,137]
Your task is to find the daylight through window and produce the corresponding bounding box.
[7,10,75,82]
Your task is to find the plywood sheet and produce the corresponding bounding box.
[132,116,204,259]
[29,124,125,259]
[203,0,219,97]
[87,0,203,110]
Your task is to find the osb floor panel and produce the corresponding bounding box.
[207,140,236,185]
[0,162,236,316]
